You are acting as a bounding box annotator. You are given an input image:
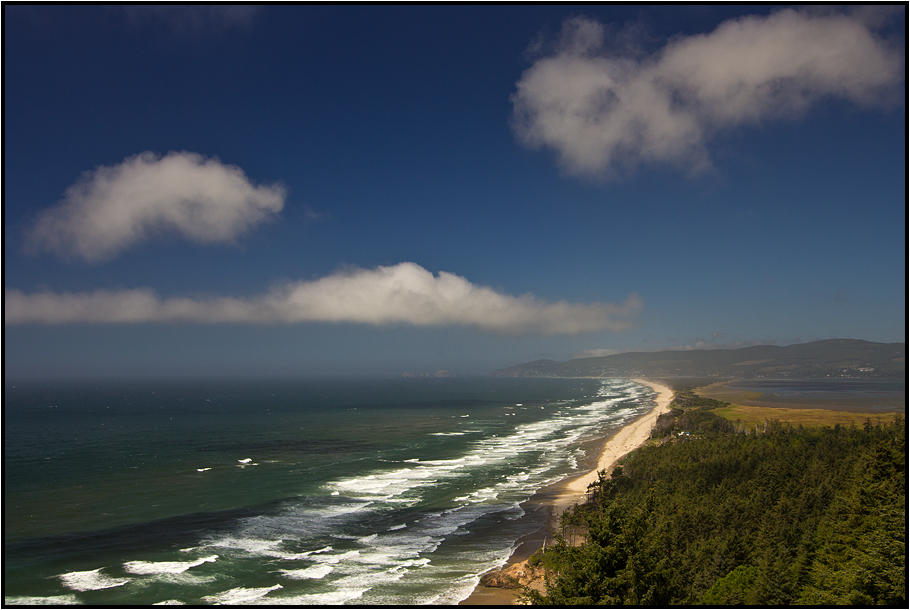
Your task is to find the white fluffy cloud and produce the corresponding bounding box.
[4,262,642,334]
[26,151,286,262]
[511,9,903,178]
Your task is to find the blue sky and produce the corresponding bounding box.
[4,5,906,378]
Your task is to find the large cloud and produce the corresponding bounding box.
[511,9,904,179]
[26,151,286,262]
[4,262,642,334]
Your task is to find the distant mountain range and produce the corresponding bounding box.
[493,339,906,379]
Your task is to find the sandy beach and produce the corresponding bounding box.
[461,378,674,605]
[548,378,674,519]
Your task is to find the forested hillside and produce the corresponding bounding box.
[493,339,905,379]
[522,395,906,605]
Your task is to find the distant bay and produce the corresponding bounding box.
[702,379,905,412]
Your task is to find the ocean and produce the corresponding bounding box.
[4,377,655,605]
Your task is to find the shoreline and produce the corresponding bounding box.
[460,378,674,606]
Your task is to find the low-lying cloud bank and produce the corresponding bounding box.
[512,8,903,179]
[26,151,286,262]
[5,262,642,335]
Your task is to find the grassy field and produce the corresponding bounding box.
[708,403,900,427]
[696,382,764,403]
[695,381,903,427]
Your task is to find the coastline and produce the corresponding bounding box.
[460,378,674,605]
[549,378,674,519]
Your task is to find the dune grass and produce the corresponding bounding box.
[694,381,903,427]
[708,403,899,428]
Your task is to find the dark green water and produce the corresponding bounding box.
[4,377,654,605]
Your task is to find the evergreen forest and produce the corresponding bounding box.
[521,393,906,605]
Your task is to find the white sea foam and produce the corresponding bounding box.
[196,467,211,472]
[314,550,361,564]
[59,568,129,592]
[152,600,186,605]
[207,536,282,554]
[124,555,217,575]
[324,393,642,509]
[199,380,648,605]
[279,564,334,579]
[264,588,369,605]
[425,574,485,605]
[142,572,217,587]
[201,584,282,605]
[11,380,652,608]
[3,595,80,605]
[204,537,314,561]
[330,566,408,589]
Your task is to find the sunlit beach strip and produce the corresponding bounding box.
[461,378,674,605]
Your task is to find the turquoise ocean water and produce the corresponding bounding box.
[4,377,655,605]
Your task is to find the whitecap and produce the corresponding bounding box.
[279,564,334,579]
[3,595,80,605]
[205,536,306,560]
[143,572,217,587]
[124,555,217,575]
[312,550,361,564]
[191,379,650,604]
[201,584,282,605]
[196,468,211,472]
[59,568,129,592]
[204,536,328,561]
[264,588,369,605]
[331,567,407,588]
